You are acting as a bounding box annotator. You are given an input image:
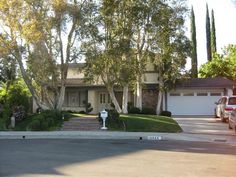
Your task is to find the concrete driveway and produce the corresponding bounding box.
[173,117,235,136]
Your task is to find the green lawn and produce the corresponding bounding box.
[13,112,182,133]
[107,114,182,133]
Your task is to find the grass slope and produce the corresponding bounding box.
[108,114,182,133]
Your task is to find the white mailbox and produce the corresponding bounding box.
[100,109,108,130]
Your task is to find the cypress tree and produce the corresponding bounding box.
[206,4,212,61]
[190,6,198,78]
[211,9,217,54]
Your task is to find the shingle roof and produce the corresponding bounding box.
[177,77,236,89]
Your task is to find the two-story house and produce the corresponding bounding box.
[34,63,236,116]
[61,62,159,114]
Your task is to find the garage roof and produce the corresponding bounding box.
[177,77,236,88]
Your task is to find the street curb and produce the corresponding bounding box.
[1,131,236,145]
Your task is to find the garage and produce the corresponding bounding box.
[167,89,223,115]
[165,77,236,116]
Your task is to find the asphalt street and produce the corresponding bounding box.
[1,139,236,177]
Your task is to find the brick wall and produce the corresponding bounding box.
[142,90,158,109]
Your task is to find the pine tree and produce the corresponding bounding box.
[190,6,198,78]
[211,9,217,54]
[206,3,212,61]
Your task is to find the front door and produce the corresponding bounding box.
[98,92,111,111]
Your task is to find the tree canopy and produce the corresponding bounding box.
[0,0,95,110]
[0,0,190,114]
[199,45,236,82]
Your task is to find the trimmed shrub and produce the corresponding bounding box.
[128,107,141,114]
[160,111,172,117]
[83,101,93,114]
[78,110,86,114]
[141,107,156,115]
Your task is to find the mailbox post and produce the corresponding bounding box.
[11,116,15,128]
[100,109,108,130]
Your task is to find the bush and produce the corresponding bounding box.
[0,118,7,130]
[83,101,93,114]
[98,109,124,130]
[0,80,31,129]
[12,106,26,122]
[0,103,11,128]
[2,80,31,113]
[27,118,41,131]
[160,111,172,117]
[78,110,86,114]
[26,110,62,131]
[128,107,141,114]
[98,109,120,121]
[98,109,120,126]
[127,102,133,113]
[141,107,156,115]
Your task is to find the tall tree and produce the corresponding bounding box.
[148,0,190,114]
[83,0,134,113]
[131,1,151,110]
[84,0,150,113]
[190,6,198,78]
[211,9,217,54]
[206,3,212,61]
[0,0,94,111]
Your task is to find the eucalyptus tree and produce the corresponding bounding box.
[148,0,190,114]
[0,0,94,110]
[129,0,152,110]
[83,0,137,113]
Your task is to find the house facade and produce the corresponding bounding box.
[61,63,159,114]
[33,63,236,116]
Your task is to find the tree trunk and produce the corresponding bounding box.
[122,84,128,114]
[16,51,49,110]
[56,85,66,111]
[135,50,142,110]
[156,90,163,115]
[156,77,164,115]
[107,87,122,113]
[135,80,142,110]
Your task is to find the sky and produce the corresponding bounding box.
[186,0,236,69]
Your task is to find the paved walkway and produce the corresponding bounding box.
[61,117,100,131]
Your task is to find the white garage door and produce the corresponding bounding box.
[167,90,223,116]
